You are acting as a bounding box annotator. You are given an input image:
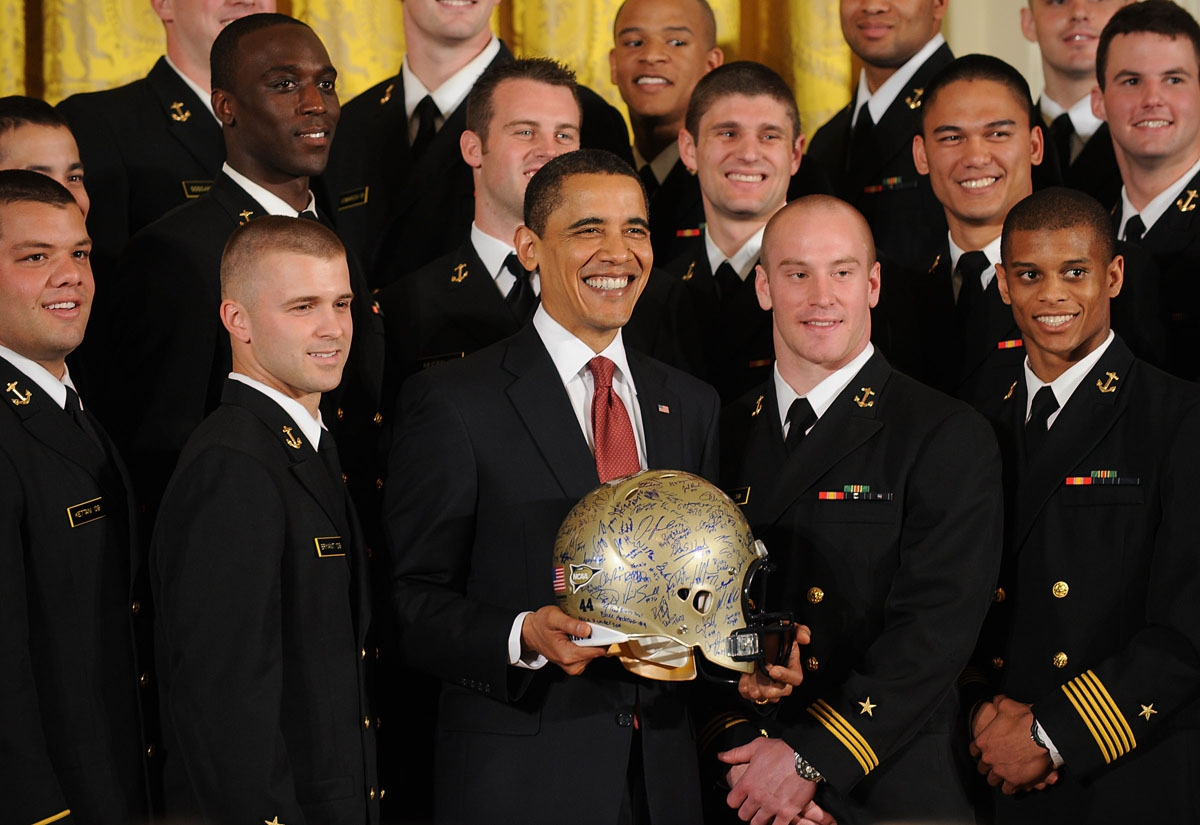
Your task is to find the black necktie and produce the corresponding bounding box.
[955,250,990,311]
[1025,385,1059,458]
[1124,214,1146,243]
[317,429,349,524]
[714,261,742,302]
[503,253,539,322]
[411,95,440,158]
[299,209,319,221]
[65,386,103,449]
[785,397,817,454]
[638,164,659,198]
[1050,112,1074,167]
[847,105,875,172]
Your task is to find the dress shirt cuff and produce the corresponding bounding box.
[508,611,548,670]
[1033,719,1066,768]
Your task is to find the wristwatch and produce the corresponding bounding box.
[794,752,825,783]
[1029,718,1049,750]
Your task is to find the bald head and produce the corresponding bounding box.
[221,215,346,303]
[762,195,876,274]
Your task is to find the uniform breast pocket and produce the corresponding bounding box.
[1060,485,1144,507]
[811,498,899,525]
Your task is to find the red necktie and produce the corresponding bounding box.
[588,356,641,483]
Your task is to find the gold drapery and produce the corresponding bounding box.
[13,0,850,140]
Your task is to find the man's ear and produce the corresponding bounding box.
[461,129,484,169]
[221,298,252,342]
[515,224,539,273]
[213,88,236,128]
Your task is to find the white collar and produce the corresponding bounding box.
[633,141,681,185]
[470,222,540,298]
[229,373,325,453]
[774,343,875,433]
[0,345,76,409]
[704,225,765,281]
[401,36,501,122]
[222,163,317,217]
[1039,92,1103,142]
[1022,330,1114,427]
[164,53,218,122]
[948,233,1003,292]
[1119,153,1200,238]
[853,33,946,127]
[532,305,634,392]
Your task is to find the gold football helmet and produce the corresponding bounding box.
[552,469,793,681]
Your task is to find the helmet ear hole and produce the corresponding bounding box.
[692,589,713,614]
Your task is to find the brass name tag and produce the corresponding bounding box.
[67,497,106,528]
[338,187,369,210]
[727,487,750,506]
[419,351,465,370]
[314,536,345,557]
[181,180,212,198]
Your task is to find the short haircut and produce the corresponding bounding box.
[613,0,718,50]
[0,169,77,237]
[762,194,876,271]
[211,13,311,93]
[684,61,801,140]
[1096,0,1200,90]
[920,54,1038,133]
[524,149,645,236]
[221,215,346,301]
[465,58,581,143]
[0,96,71,142]
[1001,187,1116,265]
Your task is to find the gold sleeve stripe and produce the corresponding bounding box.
[1060,670,1136,764]
[807,699,879,775]
[697,712,753,753]
[31,811,71,825]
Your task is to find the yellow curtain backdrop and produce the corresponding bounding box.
[21,0,850,140]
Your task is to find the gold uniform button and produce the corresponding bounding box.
[336,407,344,420]
[1053,652,1068,669]
[1052,581,1069,599]
[807,587,824,604]
[376,716,383,729]
[993,587,1006,603]
[805,656,820,672]
[139,672,150,687]
[341,473,348,484]
[364,715,371,729]
[373,412,383,426]
[361,647,367,660]
[368,787,376,800]
[375,478,384,490]
[380,788,387,800]
[146,745,155,758]
[991,657,1005,669]
[131,601,141,615]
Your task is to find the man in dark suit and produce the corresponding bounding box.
[57,0,273,279]
[798,0,953,271]
[1021,0,1131,204]
[152,216,378,823]
[968,187,1200,823]
[1094,0,1200,380]
[668,61,802,402]
[0,171,153,825]
[94,13,384,524]
[324,0,631,287]
[609,0,724,264]
[385,149,719,824]
[712,195,1001,825]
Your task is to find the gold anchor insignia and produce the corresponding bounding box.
[1097,371,1120,393]
[1004,380,1018,401]
[858,697,877,716]
[750,394,764,417]
[1139,703,1157,721]
[169,101,191,122]
[928,253,941,274]
[905,88,924,109]
[1177,189,1197,212]
[282,426,303,449]
[6,381,32,406]
[379,82,394,105]
[265,818,284,825]
[682,260,695,282]
[450,262,468,283]
[238,209,254,225]
[854,387,875,408]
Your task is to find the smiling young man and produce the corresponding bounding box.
[385,149,719,825]
[666,61,802,401]
[610,0,724,262]
[799,0,953,272]
[1093,0,1200,380]
[93,13,384,527]
[151,215,379,823]
[1022,0,1132,203]
[967,185,1200,823]
[0,170,155,825]
[0,96,90,217]
[713,194,1001,825]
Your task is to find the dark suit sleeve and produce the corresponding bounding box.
[1034,402,1200,776]
[384,372,525,702]
[0,448,77,825]
[153,447,306,822]
[783,408,1003,792]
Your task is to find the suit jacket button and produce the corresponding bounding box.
[991,657,1005,669]
[373,412,383,426]
[807,587,824,605]
[615,711,634,727]
[336,407,345,420]
[376,478,384,490]
[1052,581,1069,599]
[131,600,141,615]
[1053,652,1068,669]
[805,656,820,672]
[993,587,1006,603]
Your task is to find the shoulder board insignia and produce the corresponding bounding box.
[314,536,345,557]
[67,496,106,528]
[905,88,924,109]
[169,101,191,122]
[450,262,469,283]
[338,187,369,211]
[380,82,395,105]
[181,180,212,199]
[1177,189,1197,213]
[6,380,31,405]
[1097,371,1119,393]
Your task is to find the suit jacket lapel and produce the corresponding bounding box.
[448,240,526,330]
[1142,169,1200,256]
[757,354,890,526]
[630,352,684,471]
[503,325,600,501]
[145,57,224,173]
[0,361,110,479]
[208,173,268,226]
[1012,339,1134,549]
